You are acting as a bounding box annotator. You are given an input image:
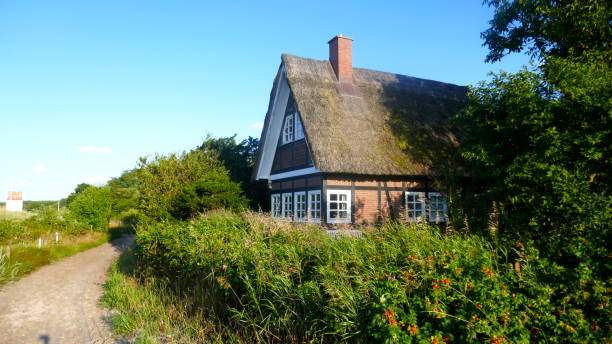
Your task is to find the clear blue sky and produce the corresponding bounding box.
[0,1,529,201]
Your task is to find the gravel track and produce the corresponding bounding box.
[0,236,133,344]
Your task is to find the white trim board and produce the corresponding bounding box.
[268,167,321,180]
[255,66,291,180]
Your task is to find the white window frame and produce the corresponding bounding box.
[307,190,321,222]
[271,194,282,218]
[327,189,351,224]
[282,114,294,144]
[282,193,293,219]
[428,192,448,223]
[294,191,306,222]
[295,113,304,140]
[405,191,426,222]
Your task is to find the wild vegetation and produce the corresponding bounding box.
[103,211,608,343]
[0,208,115,285]
[97,1,612,342]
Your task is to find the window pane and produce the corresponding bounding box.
[330,194,337,201]
[339,211,347,218]
[340,194,347,201]
[330,203,337,210]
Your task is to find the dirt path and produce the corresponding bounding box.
[0,236,133,344]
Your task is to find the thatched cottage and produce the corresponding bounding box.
[253,35,466,225]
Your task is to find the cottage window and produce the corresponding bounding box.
[271,194,281,218]
[308,190,321,222]
[327,190,351,224]
[294,191,306,222]
[295,114,304,140]
[282,193,293,219]
[405,191,426,222]
[428,192,447,223]
[282,115,294,144]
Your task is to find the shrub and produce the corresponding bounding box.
[0,210,89,244]
[135,149,245,222]
[67,186,112,231]
[134,211,610,343]
[171,174,248,219]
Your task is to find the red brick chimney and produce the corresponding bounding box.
[328,34,353,81]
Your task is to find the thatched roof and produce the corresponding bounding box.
[281,54,467,176]
[254,54,468,179]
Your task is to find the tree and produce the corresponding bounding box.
[455,0,611,272]
[107,169,140,224]
[67,186,112,231]
[65,183,93,206]
[135,149,247,222]
[199,136,269,210]
[481,0,610,62]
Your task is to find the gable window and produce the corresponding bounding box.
[282,115,294,144]
[271,194,281,218]
[308,190,321,222]
[327,190,351,224]
[282,112,304,144]
[282,193,293,219]
[295,114,304,140]
[428,192,448,223]
[294,191,306,222]
[405,191,426,222]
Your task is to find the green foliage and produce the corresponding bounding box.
[457,1,611,279]
[65,183,94,206]
[135,149,246,222]
[107,169,140,219]
[0,209,89,244]
[199,135,270,210]
[171,174,248,220]
[22,200,60,212]
[131,211,609,343]
[67,186,112,231]
[0,248,19,284]
[482,0,611,62]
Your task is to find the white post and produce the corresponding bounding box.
[38,237,42,248]
[55,232,59,243]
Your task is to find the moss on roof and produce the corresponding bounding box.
[281,54,467,176]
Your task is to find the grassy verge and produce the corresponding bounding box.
[103,248,241,343]
[0,225,134,286]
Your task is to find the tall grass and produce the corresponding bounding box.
[105,210,609,343]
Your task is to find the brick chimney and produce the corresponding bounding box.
[328,34,353,81]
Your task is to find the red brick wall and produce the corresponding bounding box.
[328,36,353,81]
[355,189,378,224]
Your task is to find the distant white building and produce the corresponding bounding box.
[6,191,23,212]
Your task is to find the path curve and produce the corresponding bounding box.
[0,236,133,344]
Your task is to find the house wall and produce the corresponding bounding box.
[271,174,322,192]
[271,139,312,173]
[270,174,442,226]
[325,176,429,224]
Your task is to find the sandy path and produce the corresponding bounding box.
[0,236,133,344]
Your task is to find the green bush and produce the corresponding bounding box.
[67,186,112,231]
[0,210,89,244]
[134,211,609,343]
[171,174,248,219]
[135,149,245,222]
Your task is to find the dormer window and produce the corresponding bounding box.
[282,112,304,144]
